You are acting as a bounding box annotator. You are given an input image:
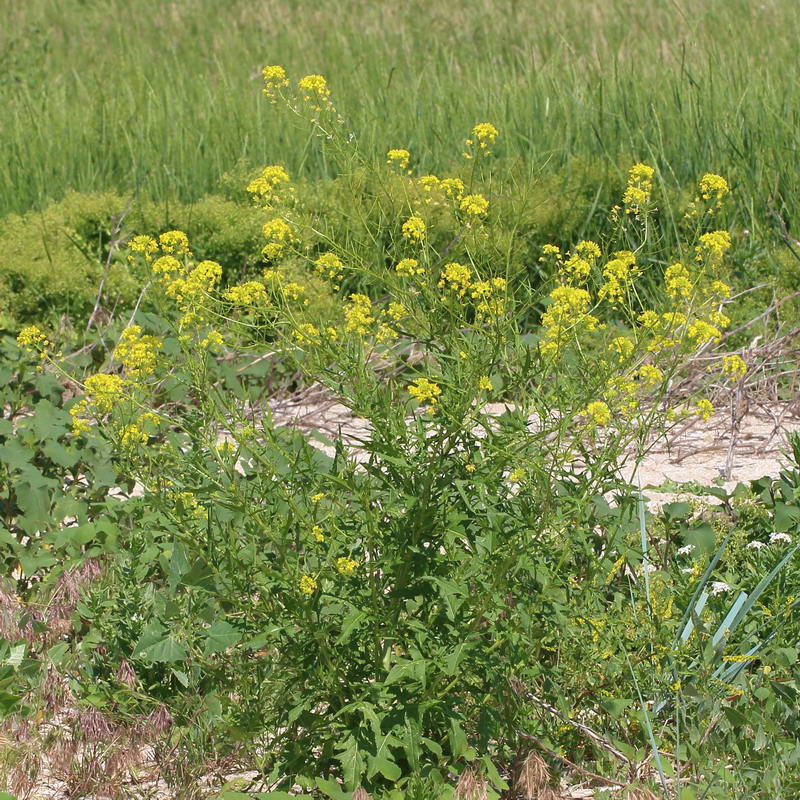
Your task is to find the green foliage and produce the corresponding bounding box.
[0,191,137,330]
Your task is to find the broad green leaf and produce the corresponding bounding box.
[599,697,633,718]
[385,658,426,687]
[368,755,401,782]
[335,734,365,787]
[664,501,691,520]
[773,502,800,532]
[179,561,217,592]
[143,637,188,663]
[5,645,25,668]
[204,620,242,655]
[336,608,367,645]
[315,777,349,800]
[681,521,716,553]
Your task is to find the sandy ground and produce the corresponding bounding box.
[267,391,800,503]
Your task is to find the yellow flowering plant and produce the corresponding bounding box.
[53,69,785,798]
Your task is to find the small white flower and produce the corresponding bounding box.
[677,544,695,555]
[681,567,695,574]
[710,581,731,596]
[746,540,767,550]
[769,532,792,544]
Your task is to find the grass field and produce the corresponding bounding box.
[3,0,800,240]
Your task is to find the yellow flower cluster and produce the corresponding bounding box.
[336,557,358,576]
[128,234,158,262]
[395,258,424,277]
[292,323,325,345]
[16,325,50,354]
[695,398,714,421]
[386,148,411,171]
[438,262,473,297]
[664,262,693,302]
[314,252,345,283]
[114,325,162,379]
[344,293,375,335]
[402,216,426,242]
[70,373,127,436]
[262,218,297,261]
[722,354,747,381]
[414,175,466,207]
[261,65,290,101]
[696,230,731,268]
[407,377,442,407]
[118,412,160,448]
[598,250,636,304]
[539,285,598,357]
[299,574,317,595]
[584,401,612,426]
[459,193,489,217]
[246,165,292,206]
[469,277,507,320]
[298,74,334,111]
[223,281,269,306]
[385,302,406,321]
[558,241,601,284]
[688,173,730,216]
[464,122,499,157]
[622,163,655,214]
[478,376,493,392]
[158,230,191,256]
[165,260,223,305]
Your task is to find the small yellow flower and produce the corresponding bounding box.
[695,230,732,266]
[299,575,317,595]
[440,178,465,199]
[465,463,476,473]
[622,163,654,214]
[459,193,489,216]
[344,293,375,335]
[292,323,321,345]
[311,492,325,504]
[418,175,441,193]
[262,65,290,100]
[636,364,663,387]
[158,230,191,256]
[298,74,333,110]
[386,302,406,321]
[114,325,162,379]
[16,325,49,353]
[508,467,525,484]
[129,234,158,261]
[695,398,714,421]
[471,122,499,148]
[402,216,426,242]
[223,281,268,305]
[584,401,612,426]
[336,557,358,576]
[396,258,424,276]
[246,165,292,205]
[314,252,344,280]
[312,525,325,542]
[437,262,473,297]
[387,148,411,171]
[407,377,442,406]
[722,354,747,381]
[478,376,493,392]
[609,337,634,360]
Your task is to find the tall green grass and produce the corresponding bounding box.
[2,0,800,242]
